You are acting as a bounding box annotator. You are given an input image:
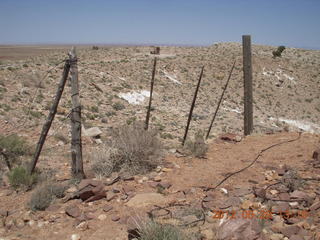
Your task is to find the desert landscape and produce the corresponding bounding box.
[0,43,320,240]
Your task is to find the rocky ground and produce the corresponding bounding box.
[0,44,319,240]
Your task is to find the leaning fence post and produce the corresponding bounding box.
[182,66,204,146]
[242,35,253,135]
[30,60,71,173]
[206,60,236,139]
[145,57,157,130]
[69,47,85,179]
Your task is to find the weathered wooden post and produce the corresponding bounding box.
[206,60,236,139]
[145,57,157,130]
[242,35,253,135]
[182,66,204,146]
[69,47,85,179]
[30,60,71,173]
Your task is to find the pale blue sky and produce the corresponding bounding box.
[1,0,319,48]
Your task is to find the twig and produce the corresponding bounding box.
[199,133,302,191]
[178,210,206,227]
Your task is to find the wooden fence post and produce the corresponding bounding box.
[242,35,253,135]
[30,60,71,173]
[206,60,236,139]
[145,57,157,130]
[182,66,204,146]
[69,47,85,179]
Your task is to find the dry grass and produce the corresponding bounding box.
[92,121,163,177]
[184,131,208,158]
[28,182,66,211]
[7,166,38,190]
[137,221,188,240]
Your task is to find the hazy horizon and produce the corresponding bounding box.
[1,0,320,50]
[1,42,319,51]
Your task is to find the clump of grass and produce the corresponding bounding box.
[29,110,43,119]
[137,221,187,240]
[112,102,125,111]
[29,183,66,211]
[184,131,208,158]
[54,133,69,144]
[91,148,119,177]
[91,122,163,177]
[0,134,30,156]
[8,166,38,190]
[0,134,32,169]
[90,106,99,113]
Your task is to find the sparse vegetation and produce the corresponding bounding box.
[112,102,125,111]
[137,221,187,240]
[92,122,163,176]
[29,182,66,211]
[126,116,137,125]
[90,105,99,113]
[272,45,286,58]
[184,131,208,158]
[54,133,69,144]
[29,110,43,119]
[8,166,38,190]
[0,134,31,169]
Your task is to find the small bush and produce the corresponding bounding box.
[0,134,32,170]
[54,133,69,144]
[50,184,66,198]
[91,148,119,177]
[0,134,30,156]
[92,46,99,50]
[90,106,99,113]
[272,45,286,58]
[184,131,208,158]
[29,110,43,119]
[112,102,125,111]
[138,221,187,240]
[29,183,66,211]
[8,166,38,190]
[92,122,163,176]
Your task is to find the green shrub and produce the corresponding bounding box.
[92,122,163,176]
[184,131,208,158]
[29,183,66,211]
[138,221,187,240]
[126,116,137,125]
[8,166,38,190]
[90,106,99,113]
[112,102,125,111]
[0,134,30,156]
[272,45,286,58]
[29,110,43,119]
[106,111,116,117]
[0,134,31,169]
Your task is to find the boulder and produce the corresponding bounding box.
[82,126,102,138]
[76,179,106,202]
[217,218,262,240]
[65,205,81,218]
[280,225,301,238]
[219,133,242,142]
[126,193,167,208]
